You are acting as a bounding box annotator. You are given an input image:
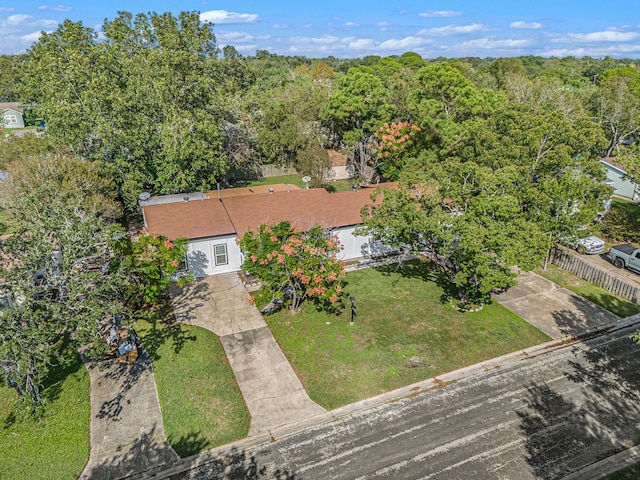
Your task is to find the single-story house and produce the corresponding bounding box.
[600,158,639,201]
[0,102,25,129]
[141,183,397,278]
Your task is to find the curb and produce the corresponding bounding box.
[562,444,640,480]
[137,315,640,479]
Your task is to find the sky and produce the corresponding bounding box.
[1,1,639,59]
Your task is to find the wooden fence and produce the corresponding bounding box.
[260,165,298,178]
[550,247,640,303]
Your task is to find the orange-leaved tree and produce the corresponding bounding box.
[240,221,346,313]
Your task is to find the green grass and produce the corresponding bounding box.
[264,259,551,409]
[134,305,249,457]
[246,174,306,189]
[245,174,355,192]
[602,197,640,244]
[0,342,90,480]
[536,264,640,318]
[602,462,640,480]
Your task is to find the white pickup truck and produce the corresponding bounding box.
[607,244,640,273]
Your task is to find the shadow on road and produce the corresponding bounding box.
[95,351,151,421]
[83,425,177,480]
[168,279,211,324]
[168,447,297,480]
[518,305,640,479]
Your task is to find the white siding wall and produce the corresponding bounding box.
[602,162,639,201]
[190,228,397,277]
[186,235,242,277]
[333,225,396,261]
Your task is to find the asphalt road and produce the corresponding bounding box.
[161,323,640,480]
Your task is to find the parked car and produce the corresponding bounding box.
[607,244,640,273]
[574,235,606,255]
[560,233,606,254]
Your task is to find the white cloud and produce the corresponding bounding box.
[345,37,377,50]
[567,30,640,42]
[510,21,543,29]
[33,19,58,28]
[378,36,434,50]
[6,14,32,25]
[457,37,531,49]
[345,22,358,27]
[543,43,640,57]
[2,14,57,29]
[200,10,258,25]
[419,10,463,18]
[290,35,341,47]
[419,23,486,36]
[286,34,433,55]
[0,7,15,12]
[216,31,258,43]
[21,31,44,42]
[37,5,72,12]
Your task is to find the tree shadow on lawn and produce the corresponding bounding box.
[38,336,86,405]
[135,298,197,362]
[371,258,461,305]
[170,430,211,458]
[517,307,640,479]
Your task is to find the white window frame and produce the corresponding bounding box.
[5,114,17,124]
[214,244,228,266]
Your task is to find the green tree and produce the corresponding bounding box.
[254,80,317,166]
[361,163,547,307]
[239,221,345,313]
[112,229,192,307]
[0,54,26,101]
[20,11,230,209]
[593,67,640,157]
[0,192,125,414]
[409,62,503,159]
[321,69,392,183]
[0,154,122,225]
[295,143,333,188]
[372,121,421,179]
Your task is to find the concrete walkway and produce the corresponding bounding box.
[493,271,622,339]
[79,353,178,480]
[170,273,327,437]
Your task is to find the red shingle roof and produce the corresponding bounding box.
[142,198,235,240]
[142,183,397,240]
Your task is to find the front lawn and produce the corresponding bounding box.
[134,304,249,457]
[0,342,90,480]
[536,265,640,318]
[603,462,640,480]
[602,197,640,244]
[264,259,551,409]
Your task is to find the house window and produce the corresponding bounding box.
[5,115,17,124]
[214,244,228,265]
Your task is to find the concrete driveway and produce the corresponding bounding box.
[493,271,621,339]
[170,273,327,437]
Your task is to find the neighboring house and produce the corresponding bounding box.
[0,102,25,129]
[600,158,639,201]
[141,183,397,278]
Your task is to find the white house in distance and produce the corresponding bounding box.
[600,158,639,201]
[0,102,25,129]
[140,183,397,278]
